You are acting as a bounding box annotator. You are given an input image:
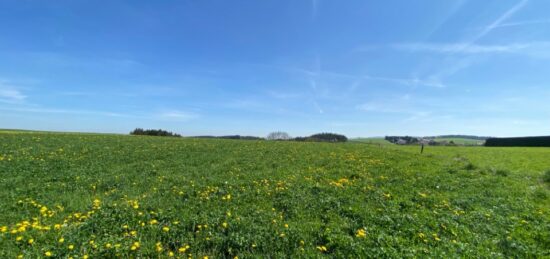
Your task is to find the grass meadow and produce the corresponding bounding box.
[0,131,549,258]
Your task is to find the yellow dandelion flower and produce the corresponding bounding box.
[316,245,328,252]
[222,222,228,228]
[28,238,34,244]
[355,229,366,238]
[162,226,170,232]
[58,237,65,243]
[45,251,53,257]
[68,244,74,250]
[156,242,163,252]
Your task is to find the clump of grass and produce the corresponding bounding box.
[464,162,476,171]
[543,169,550,183]
[533,188,548,200]
[491,168,510,177]
[447,168,458,174]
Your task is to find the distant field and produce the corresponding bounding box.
[431,137,485,145]
[0,131,548,258]
[350,137,393,145]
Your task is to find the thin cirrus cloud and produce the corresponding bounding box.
[390,0,533,56]
[494,18,550,28]
[0,106,128,117]
[0,82,27,103]
[158,111,198,121]
[472,0,528,43]
[392,43,530,54]
[392,42,550,58]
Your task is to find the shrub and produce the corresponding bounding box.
[308,133,348,142]
[130,128,181,137]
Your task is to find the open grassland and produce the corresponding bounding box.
[0,132,549,258]
[350,138,392,145]
[431,137,485,146]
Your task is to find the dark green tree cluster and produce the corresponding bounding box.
[194,135,263,140]
[485,136,550,147]
[130,128,181,137]
[294,133,348,142]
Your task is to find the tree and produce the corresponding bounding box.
[266,131,291,141]
[309,133,348,142]
[130,128,181,137]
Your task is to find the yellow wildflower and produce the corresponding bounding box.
[355,229,366,238]
[316,245,328,252]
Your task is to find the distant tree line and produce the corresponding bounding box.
[194,135,263,140]
[129,128,348,142]
[294,133,348,142]
[130,128,181,137]
[485,136,550,147]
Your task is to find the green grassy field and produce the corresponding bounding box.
[350,137,393,145]
[0,131,549,258]
[431,137,485,146]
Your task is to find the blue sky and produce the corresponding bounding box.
[1,0,549,137]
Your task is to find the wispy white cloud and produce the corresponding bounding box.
[0,106,128,117]
[362,74,446,88]
[357,101,439,123]
[486,18,550,29]
[311,0,319,20]
[291,67,446,89]
[394,41,550,60]
[158,110,198,121]
[267,90,302,100]
[0,81,27,103]
[472,0,528,44]
[393,42,530,54]
[386,0,530,87]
